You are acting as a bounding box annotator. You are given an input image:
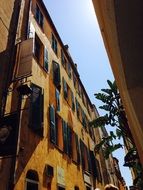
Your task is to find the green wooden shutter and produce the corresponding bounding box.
[62,120,68,153]
[80,140,85,170]
[75,98,79,118]
[30,84,43,135]
[67,126,72,157]
[44,47,48,72]
[49,105,56,144]
[90,151,97,178]
[75,134,80,164]
[53,61,61,88]
[55,89,60,111]
[71,91,75,111]
[63,78,68,99]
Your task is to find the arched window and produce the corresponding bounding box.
[25,170,39,190]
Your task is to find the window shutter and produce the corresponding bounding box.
[67,126,72,157]
[55,89,60,111]
[71,91,75,111]
[62,120,68,153]
[44,47,48,72]
[75,98,79,118]
[53,61,61,88]
[49,105,56,144]
[52,34,57,55]
[67,62,71,78]
[90,151,97,178]
[29,84,43,135]
[63,78,68,99]
[35,5,43,28]
[86,148,92,173]
[75,134,80,164]
[80,140,85,170]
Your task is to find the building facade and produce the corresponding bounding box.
[92,0,143,166]
[0,0,122,189]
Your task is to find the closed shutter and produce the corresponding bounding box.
[49,105,56,144]
[55,89,60,111]
[67,126,72,157]
[75,98,79,118]
[71,91,75,111]
[44,47,48,72]
[53,61,61,88]
[80,140,85,170]
[90,151,97,178]
[62,120,68,153]
[63,78,68,99]
[87,148,92,173]
[75,134,80,164]
[29,84,43,135]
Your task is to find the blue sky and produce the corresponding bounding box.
[43,0,132,187]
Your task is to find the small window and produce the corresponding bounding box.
[25,170,39,190]
[72,133,80,164]
[52,33,58,55]
[53,61,61,89]
[35,4,44,28]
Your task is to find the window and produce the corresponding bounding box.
[55,89,60,111]
[56,114,63,151]
[25,170,39,190]
[58,186,65,190]
[90,151,98,179]
[67,62,72,78]
[52,33,58,55]
[63,78,68,99]
[72,133,80,164]
[61,49,66,69]
[34,34,43,63]
[29,84,44,136]
[62,120,72,157]
[62,120,68,154]
[80,140,91,172]
[35,4,43,28]
[53,61,61,89]
[75,98,79,118]
[44,47,48,72]
[49,105,56,144]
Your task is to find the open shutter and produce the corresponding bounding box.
[62,120,68,153]
[44,47,48,72]
[49,105,56,144]
[29,84,43,135]
[53,61,61,88]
